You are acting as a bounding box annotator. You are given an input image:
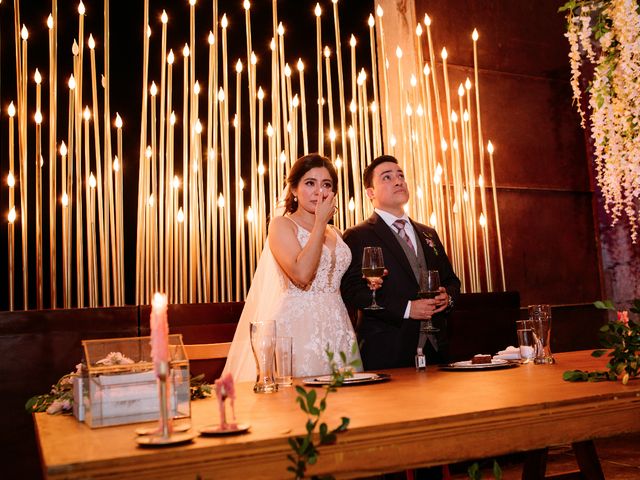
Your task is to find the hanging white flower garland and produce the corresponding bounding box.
[561,0,640,242]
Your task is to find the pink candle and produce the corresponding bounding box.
[150,292,169,368]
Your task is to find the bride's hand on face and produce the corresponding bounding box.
[314,190,336,227]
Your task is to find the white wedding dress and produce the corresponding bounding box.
[223,218,362,381]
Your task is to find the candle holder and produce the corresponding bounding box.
[136,360,196,446]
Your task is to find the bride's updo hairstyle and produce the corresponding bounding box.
[284,154,338,214]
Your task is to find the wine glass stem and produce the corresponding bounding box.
[372,290,377,307]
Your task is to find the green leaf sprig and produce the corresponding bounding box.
[287,343,362,480]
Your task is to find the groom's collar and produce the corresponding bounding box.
[374,208,410,228]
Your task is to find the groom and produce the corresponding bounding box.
[341,155,461,370]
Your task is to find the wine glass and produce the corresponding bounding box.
[362,247,385,310]
[418,269,440,332]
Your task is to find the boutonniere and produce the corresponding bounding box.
[422,231,438,256]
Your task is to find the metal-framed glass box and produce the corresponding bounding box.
[80,334,190,428]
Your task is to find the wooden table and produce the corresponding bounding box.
[34,351,640,479]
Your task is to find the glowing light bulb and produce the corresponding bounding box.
[458,84,464,97]
[170,112,176,125]
[21,25,29,40]
[8,102,16,117]
[416,24,422,36]
[487,141,494,154]
[472,29,479,42]
[115,113,123,129]
[167,50,174,64]
[161,10,168,24]
[221,14,228,29]
[88,34,95,50]
[7,172,15,188]
[350,35,356,47]
[297,59,304,71]
[251,52,257,65]
[60,142,67,156]
[324,46,331,58]
[47,14,54,30]
[478,175,484,187]
[423,63,430,76]
[89,173,96,188]
[348,198,355,211]
[78,2,85,16]
[68,75,76,90]
[61,193,69,206]
[195,120,202,134]
[430,212,437,227]
[479,212,486,227]
[150,82,157,96]
[441,139,448,151]
[243,0,250,10]
[218,88,225,102]
[183,44,190,57]
[376,5,383,17]
[113,157,120,172]
[390,135,397,147]
[292,95,299,108]
[441,47,448,60]
[258,164,265,175]
[335,156,342,169]
[395,46,403,59]
[208,32,214,45]
[465,78,472,90]
[257,87,264,100]
[172,176,180,189]
[267,124,274,137]
[83,106,91,121]
[194,81,200,95]
[236,60,243,73]
[315,3,322,16]
[424,14,431,26]
[247,207,254,222]
[217,194,225,208]
[177,208,184,222]
[277,22,284,36]
[368,14,374,27]
[410,75,417,87]
[8,207,16,223]
[148,194,155,207]
[35,110,43,124]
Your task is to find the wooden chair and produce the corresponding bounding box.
[183,342,232,381]
[183,342,232,361]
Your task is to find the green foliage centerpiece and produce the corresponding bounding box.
[564,299,640,384]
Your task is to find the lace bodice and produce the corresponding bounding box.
[284,222,352,295]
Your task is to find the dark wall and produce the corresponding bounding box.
[414,0,603,307]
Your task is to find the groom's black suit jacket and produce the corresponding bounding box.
[341,213,461,370]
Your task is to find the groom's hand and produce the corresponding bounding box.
[409,298,438,320]
[410,288,449,319]
[432,287,449,314]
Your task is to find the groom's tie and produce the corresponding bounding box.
[393,219,415,253]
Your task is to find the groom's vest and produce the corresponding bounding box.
[390,222,428,281]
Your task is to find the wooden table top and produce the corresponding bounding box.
[35,351,640,479]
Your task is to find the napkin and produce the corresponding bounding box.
[493,346,521,360]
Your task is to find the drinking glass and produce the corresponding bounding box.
[418,270,440,332]
[528,304,555,365]
[516,320,535,363]
[362,247,385,310]
[274,336,293,387]
[250,321,278,393]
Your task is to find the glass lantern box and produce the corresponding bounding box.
[80,334,190,428]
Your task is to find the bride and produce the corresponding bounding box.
[223,154,369,381]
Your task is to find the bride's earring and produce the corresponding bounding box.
[293,195,298,203]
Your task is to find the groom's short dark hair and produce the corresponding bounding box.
[363,155,399,189]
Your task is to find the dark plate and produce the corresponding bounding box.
[439,359,519,371]
[302,372,391,386]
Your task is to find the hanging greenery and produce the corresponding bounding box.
[560,0,640,242]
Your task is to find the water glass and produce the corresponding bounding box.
[250,321,278,393]
[274,336,293,387]
[528,304,555,365]
[516,320,535,364]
